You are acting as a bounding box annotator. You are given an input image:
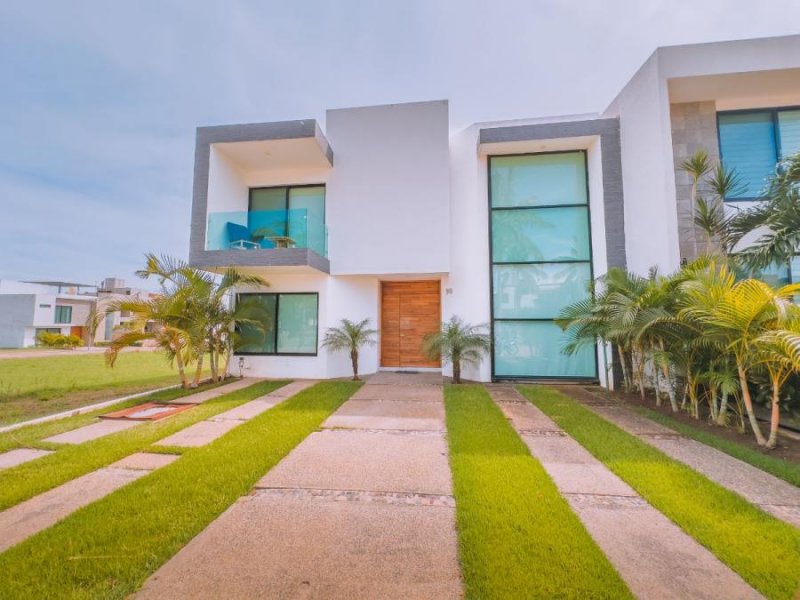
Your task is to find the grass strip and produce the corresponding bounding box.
[445,385,632,599]
[634,406,800,488]
[0,352,210,425]
[0,381,359,599]
[0,380,225,454]
[0,380,285,511]
[520,386,800,600]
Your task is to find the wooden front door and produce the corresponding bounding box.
[380,280,441,368]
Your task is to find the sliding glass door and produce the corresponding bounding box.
[489,151,596,379]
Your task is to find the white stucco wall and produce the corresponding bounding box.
[325,100,451,276]
[604,34,800,276]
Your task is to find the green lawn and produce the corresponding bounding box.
[445,385,632,599]
[635,406,800,487]
[520,386,800,600]
[0,381,360,599]
[0,379,225,455]
[0,379,283,512]
[0,351,201,425]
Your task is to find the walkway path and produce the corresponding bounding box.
[555,385,800,529]
[135,372,462,599]
[489,385,761,600]
[0,380,302,553]
[0,452,178,553]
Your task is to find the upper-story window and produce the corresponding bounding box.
[206,184,326,256]
[248,185,326,255]
[717,107,800,200]
[54,305,72,324]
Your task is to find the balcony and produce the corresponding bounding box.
[199,209,330,273]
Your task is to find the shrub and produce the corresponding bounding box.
[37,332,82,349]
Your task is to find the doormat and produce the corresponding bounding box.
[101,402,193,421]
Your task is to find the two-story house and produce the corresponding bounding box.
[188,34,800,386]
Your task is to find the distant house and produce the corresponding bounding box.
[0,277,158,348]
[0,280,97,348]
[94,278,159,344]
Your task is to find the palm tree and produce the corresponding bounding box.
[105,293,193,388]
[106,254,268,387]
[752,322,800,448]
[422,317,490,384]
[729,152,800,269]
[135,254,268,385]
[321,318,378,381]
[678,263,800,445]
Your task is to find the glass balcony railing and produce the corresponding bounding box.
[206,209,327,257]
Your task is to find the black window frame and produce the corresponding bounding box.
[234,292,319,357]
[716,105,800,202]
[248,184,327,225]
[487,149,599,382]
[54,305,72,324]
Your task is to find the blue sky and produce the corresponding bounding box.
[1,1,799,289]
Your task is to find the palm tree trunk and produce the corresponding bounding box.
[191,352,204,388]
[767,380,781,449]
[662,363,679,412]
[737,365,766,446]
[653,357,662,407]
[350,349,360,381]
[617,344,631,391]
[174,349,188,388]
[453,355,461,384]
[716,391,729,426]
[708,388,718,422]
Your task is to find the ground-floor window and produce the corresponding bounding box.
[235,293,319,356]
[489,151,597,379]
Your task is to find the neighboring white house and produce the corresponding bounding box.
[0,280,97,348]
[0,277,158,348]
[187,34,800,386]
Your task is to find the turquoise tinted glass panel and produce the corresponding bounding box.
[288,186,326,256]
[490,153,587,208]
[493,263,591,319]
[54,306,72,324]
[277,294,318,354]
[493,321,596,377]
[778,110,800,158]
[249,188,287,236]
[748,261,790,287]
[235,295,277,353]
[492,206,590,262]
[718,112,777,199]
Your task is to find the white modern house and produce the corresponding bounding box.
[188,34,800,386]
[0,280,97,348]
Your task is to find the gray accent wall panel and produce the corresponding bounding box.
[670,102,719,261]
[188,120,332,271]
[480,118,627,269]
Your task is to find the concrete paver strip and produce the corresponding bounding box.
[0,465,157,553]
[135,491,461,600]
[262,379,318,398]
[560,388,800,529]
[208,399,277,422]
[155,420,242,448]
[256,429,452,495]
[497,398,564,432]
[168,377,262,405]
[365,371,443,386]
[43,419,141,444]
[490,386,762,600]
[0,448,53,470]
[111,452,179,471]
[136,372,461,598]
[323,399,444,431]
[352,383,443,402]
